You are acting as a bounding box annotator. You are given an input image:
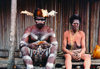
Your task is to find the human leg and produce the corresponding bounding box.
[81,54,91,69]
[64,54,72,69]
[21,47,34,69]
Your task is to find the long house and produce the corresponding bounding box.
[0,0,100,69]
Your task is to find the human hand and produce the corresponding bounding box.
[72,53,81,61]
[28,43,38,49]
[37,41,50,45]
[69,51,74,56]
[77,53,81,58]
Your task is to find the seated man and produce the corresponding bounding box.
[19,8,58,69]
[62,14,91,69]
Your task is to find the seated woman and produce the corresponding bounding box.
[62,14,91,69]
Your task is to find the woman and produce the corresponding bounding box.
[62,14,91,69]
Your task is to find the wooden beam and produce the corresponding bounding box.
[89,1,95,53]
[7,0,17,69]
[98,1,100,45]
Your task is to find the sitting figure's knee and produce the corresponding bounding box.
[85,54,91,59]
[88,54,91,58]
[86,54,91,61]
[64,54,72,60]
[21,46,30,56]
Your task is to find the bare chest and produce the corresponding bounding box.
[67,32,82,45]
[30,29,51,41]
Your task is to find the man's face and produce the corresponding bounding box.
[35,17,46,29]
[72,19,80,30]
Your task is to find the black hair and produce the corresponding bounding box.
[70,14,81,24]
[34,8,46,20]
[34,8,42,17]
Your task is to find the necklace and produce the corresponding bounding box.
[70,30,78,50]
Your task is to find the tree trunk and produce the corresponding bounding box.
[7,0,17,69]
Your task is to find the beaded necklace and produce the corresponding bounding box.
[70,30,78,50]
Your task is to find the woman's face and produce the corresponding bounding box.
[72,19,80,30]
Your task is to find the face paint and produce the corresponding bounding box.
[35,18,46,21]
[36,23,45,29]
[35,17,46,29]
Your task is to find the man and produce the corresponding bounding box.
[62,14,91,69]
[19,8,58,69]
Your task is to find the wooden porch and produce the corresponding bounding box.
[0,56,100,69]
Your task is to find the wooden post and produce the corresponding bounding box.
[89,1,95,53]
[7,0,17,69]
[85,1,90,53]
[98,1,100,46]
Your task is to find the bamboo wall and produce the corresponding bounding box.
[0,0,100,57]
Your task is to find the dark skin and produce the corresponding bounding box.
[20,17,58,69]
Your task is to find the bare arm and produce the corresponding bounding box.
[62,31,73,55]
[80,31,86,55]
[46,29,58,69]
[19,27,31,49]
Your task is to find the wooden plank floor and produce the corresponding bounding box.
[0,57,100,69]
[0,57,63,69]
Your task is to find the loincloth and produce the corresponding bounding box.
[70,49,81,53]
[30,43,51,66]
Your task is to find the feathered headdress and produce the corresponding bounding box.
[21,8,57,18]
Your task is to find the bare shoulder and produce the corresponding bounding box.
[64,30,70,35]
[24,25,34,32]
[63,30,70,38]
[24,25,36,33]
[26,25,35,29]
[44,25,49,29]
[79,31,85,36]
[46,26,54,33]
